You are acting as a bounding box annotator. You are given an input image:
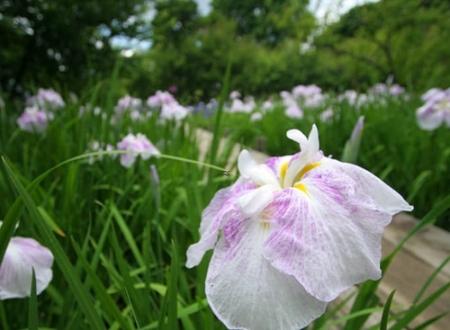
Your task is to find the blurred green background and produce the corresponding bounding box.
[1,0,450,102]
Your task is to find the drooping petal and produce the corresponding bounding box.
[0,237,53,300]
[238,150,279,187]
[206,220,326,330]
[186,180,254,268]
[264,159,412,302]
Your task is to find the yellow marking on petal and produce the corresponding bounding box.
[293,162,320,183]
[279,161,289,184]
[294,182,308,194]
[260,221,271,230]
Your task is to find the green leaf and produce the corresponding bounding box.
[380,290,395,330]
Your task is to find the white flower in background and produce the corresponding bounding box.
[17,106,53,133]
[230,91,241,100]
[0,234,53,300]
[319,108,334,122]
[261,99,273,112]
[416,88,450,130]
[250,112,263,122]
[27,88,65,111]
[161,102,190,121]
[292,85,325,108]
[186,125,412,330]
[229,97,256,114]
[281,91,303,119]
[117,133,160,168]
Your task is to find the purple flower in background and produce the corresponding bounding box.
[146,91,176,108]
[117,133,160,168]
[416,88,450,130]
[168,84,178,94]
[421,88,447,103]
[389,84,405,96]
[27,88,65,110]
[0,236,53,299]
[186,125,412,330]
[17,106,52,133]
[115,95,142,115]
[369,83,405,97]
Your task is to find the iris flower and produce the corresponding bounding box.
[17,106,53,133]
[0,236,53,299]
[416,88,450,130]
[117,133,160,168]
[186,125,412,330]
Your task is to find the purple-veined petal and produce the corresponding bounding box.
[329,159,413,214]
[0,237,53,300]
[206,221,326,330]
[263,159,412,302]
[186,180,254,268]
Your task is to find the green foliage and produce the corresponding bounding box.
[0,0,149,94]
[315,0,450,91]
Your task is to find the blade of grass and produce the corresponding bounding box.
[390,282,450,330]
[413,312,448,330]
[413,255,450,304]
[380,290,395,330]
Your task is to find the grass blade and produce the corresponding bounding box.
[390,282,450,330]
[380,290,395,330]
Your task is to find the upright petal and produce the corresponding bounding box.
[0,237,53,300]
[206,220,326,330]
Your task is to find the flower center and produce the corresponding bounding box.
[279,161,320,191]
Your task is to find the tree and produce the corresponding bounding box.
[0,0,150,95]
[212,0,314,47]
